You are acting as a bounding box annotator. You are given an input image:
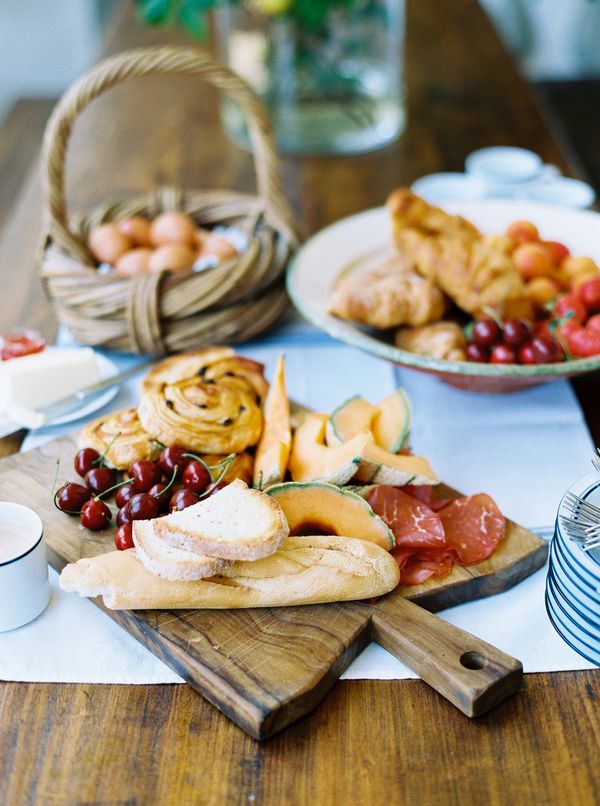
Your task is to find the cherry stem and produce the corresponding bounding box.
[95,476,133,501]
[198,454,235,500]
[51,459,61,501]
[152,466,178,498]
[182,453,214,483]
[94,431,122,467]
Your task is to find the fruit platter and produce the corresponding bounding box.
[287,193,600,392]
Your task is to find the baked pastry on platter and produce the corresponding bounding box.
[328,254,446,329]
[138,347,268,454]
[395,322,467,361]
[387,189,531,318]
[78,407,160,470]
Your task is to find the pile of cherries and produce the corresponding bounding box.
[466,317,563,365]
[55,445,230,551]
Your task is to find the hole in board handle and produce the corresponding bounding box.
[460,651,488,670]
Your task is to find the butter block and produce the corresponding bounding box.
[0,347,100,413]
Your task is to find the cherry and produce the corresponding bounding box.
[490,344,517,365]
[74,447,102,477]
[55,482,92,514]
[183,460,212,493]
[148,483,171,513]
[117,505,132,527]
[518,342,537,365]
[472,318,501,347]
[531,335,562,364]
[128,493,159,521]
[114,523,134,551]
[128,460,162,492]
[159,445,190,478]
[80,499,112,531]
[115,481,136,509]
[170,488,199,511]
[466,343,489,363]
[502,318,532,347]
[85,466,116,496]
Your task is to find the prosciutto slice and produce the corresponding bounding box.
[438,494,506,565]
[365,486,445,550]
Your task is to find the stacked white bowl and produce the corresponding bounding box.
[548,473,600,666]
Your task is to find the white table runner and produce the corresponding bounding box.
[1,319,596,682]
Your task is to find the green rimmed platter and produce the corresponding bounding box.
[286,200,600,393]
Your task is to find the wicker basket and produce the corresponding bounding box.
[39,47,299,355]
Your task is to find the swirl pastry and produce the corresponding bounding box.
[138,347,268,454]
[78,407,160,470]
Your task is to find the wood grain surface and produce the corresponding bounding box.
[0,433,544,736]
[1,0,599,801]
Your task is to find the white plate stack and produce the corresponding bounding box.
[547,473,600,666]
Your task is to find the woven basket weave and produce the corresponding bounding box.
[39,47,299,355]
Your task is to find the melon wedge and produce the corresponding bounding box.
[327,390,411,453]
[288,412,370,485]
[354,444,438,486]
[253,356,291,490]
[267,482,395,550]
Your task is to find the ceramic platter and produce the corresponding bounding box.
[287,200,600,393]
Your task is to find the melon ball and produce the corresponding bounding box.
[148,244,196,273]
[150,212,196,247]
[89,224,132,264]
[117,216,152,247]
[115,248,153,277]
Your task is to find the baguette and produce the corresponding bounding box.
[156,479,289,561]
[59,535,401,610]
[132,520,230,581]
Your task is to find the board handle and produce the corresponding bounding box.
[370,596,523,717]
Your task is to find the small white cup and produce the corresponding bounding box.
[0,502,50,632]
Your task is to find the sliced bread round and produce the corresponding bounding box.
[132,520,230,581]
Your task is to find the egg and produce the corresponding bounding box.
[196,231,238,262]
[89,224,132,264]
[115,248,153,277]
[150,212,197,247]
[117,216,152,247]
[148,244,196,273]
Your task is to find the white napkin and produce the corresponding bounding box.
[1,320,596,682]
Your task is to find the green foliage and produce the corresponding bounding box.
[134,0,361,38]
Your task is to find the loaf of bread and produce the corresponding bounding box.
[59,535,401,610]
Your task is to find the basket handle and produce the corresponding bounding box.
[41,46,295,262]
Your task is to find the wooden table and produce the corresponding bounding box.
[1,1,599,803]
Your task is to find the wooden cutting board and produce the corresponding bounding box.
[0,435,548,739]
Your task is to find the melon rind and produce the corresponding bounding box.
[372,389,411,452]
[267,481,395,549]
[354,445,438,486]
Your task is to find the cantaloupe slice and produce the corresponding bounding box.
[327,390,410,453]
[253,355,291,490]
[288,412,370,485]
[354,445,437,486]
[267,481,395,549]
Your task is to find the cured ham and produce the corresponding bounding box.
[365,485,506,586]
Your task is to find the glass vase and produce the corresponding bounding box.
[214,0,406,156]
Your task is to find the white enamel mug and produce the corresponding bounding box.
[0,502,50,632]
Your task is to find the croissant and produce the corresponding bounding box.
[387,189,531,318]
[395,321,467,361]
[328,254,446,329]
[138,347,268,454]
[78,407,160,470]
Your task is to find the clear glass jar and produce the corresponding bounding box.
[214,0,406,156]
